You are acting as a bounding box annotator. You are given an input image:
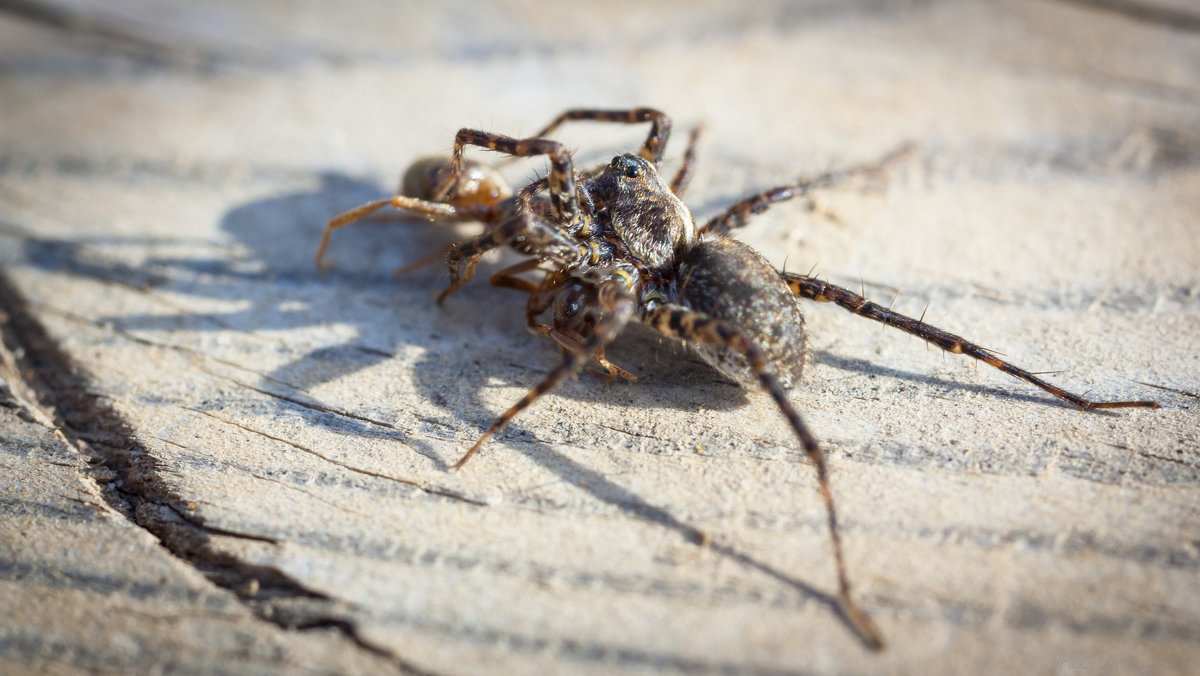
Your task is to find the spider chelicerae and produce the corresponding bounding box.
[316,108,1158,650]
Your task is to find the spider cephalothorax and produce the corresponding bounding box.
[317,107,1158,650]
[586,153,696,273]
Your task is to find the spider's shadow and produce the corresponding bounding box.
[809,350,1090,410]
[21,172,457,456]
[404,312,752,458]
[19,169,750,440]
[502,440,871,645]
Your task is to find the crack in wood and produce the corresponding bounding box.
[154,432,395,521]
[171,407,487,507]
[223,376,400,430]
[0,270,430,674]
[21,296,425,441]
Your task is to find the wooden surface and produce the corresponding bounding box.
[2,1,1198,674]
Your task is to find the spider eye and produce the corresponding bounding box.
[610,155,641,179]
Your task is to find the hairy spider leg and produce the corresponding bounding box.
[521,107,673,165]
[488,258,547,296]
[643,302,884,651]
[669,126,703,198]
[489,264,638,382]
[515,128,704,205]
[315,196,463,269]
[784,273,1160,410]
[392,245,453,277]
[437,211,578,305]
[545,329,638,382]
[490,261,567,334]
[700,143,915,236]
[452,281,637,470]
[538,325,637,382]
[505,109,700,198]
[443,130,581,225]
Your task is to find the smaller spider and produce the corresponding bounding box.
[318,108,1159,650]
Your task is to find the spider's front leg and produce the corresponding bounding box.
[501,108,701,197]
[643,303,884,651]
[668,126,703,198]
[784,273,1159,409]
[700,143,914,236]
[451,279,637,470]
[436,210,579,305]
[489,265,637,382]
[442,129,582,225]
[522,107,672,165]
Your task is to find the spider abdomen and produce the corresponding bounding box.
[677,235,807,388]
[401,156,510,210]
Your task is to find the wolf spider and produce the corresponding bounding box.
[317,108,1158,650]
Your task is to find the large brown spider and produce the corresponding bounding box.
[316,108,1159,650]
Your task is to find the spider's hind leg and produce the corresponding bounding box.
[784,272,1159,410]
[643,303,884,651]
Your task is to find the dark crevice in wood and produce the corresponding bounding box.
[0,270,437,676]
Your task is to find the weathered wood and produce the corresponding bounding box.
[1,1,1197,673]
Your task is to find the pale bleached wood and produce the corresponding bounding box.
[1,1,1198,674]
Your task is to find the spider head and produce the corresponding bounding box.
[591,154,696,272]
[609,154,644,179]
